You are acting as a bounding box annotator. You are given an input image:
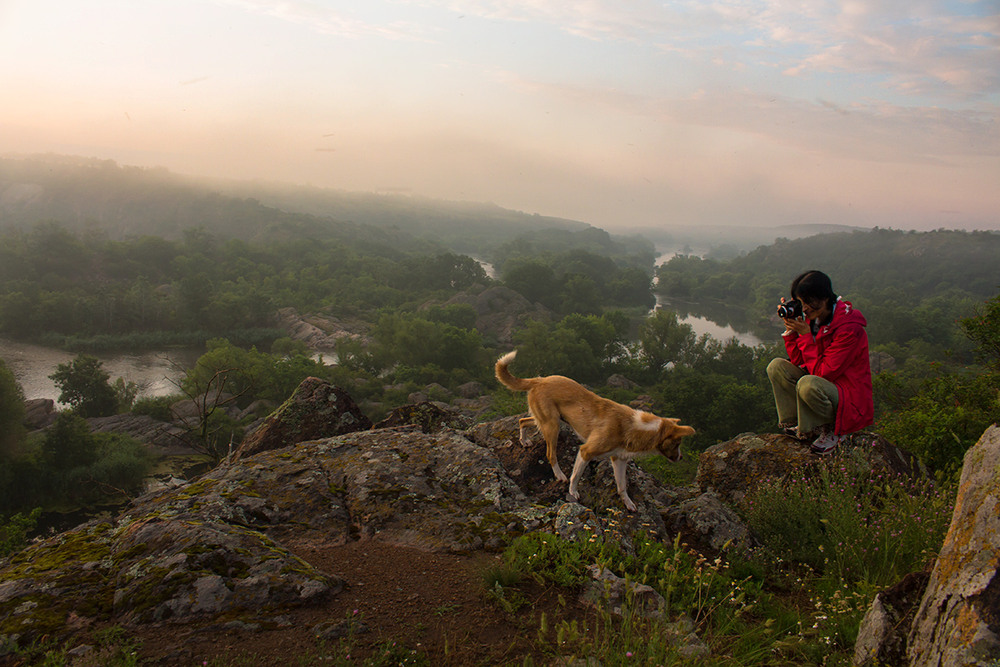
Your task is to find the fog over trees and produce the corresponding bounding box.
[0,154,997,521]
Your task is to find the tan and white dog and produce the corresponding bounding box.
[495,350,695,512]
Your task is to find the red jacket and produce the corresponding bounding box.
[783,298,874,434]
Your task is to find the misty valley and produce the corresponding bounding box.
[1,156,998,665]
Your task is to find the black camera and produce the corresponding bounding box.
[777,299,802,319]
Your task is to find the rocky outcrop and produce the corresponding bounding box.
[906,425,1000,666]
[22,398,56,430]
[372,401,475,433]
[275,307,368,351]
[697,431,923,505]
[0,415,686,645]
[233,377,371,461]
[7,373,995,662]
[442,286,552,345]
[87,413,196,456]
[0,499,340,643]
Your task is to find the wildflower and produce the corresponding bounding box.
[626,651,633,658]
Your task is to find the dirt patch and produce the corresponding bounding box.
[128,538,592,665]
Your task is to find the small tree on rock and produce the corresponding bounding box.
[49,354,119,418]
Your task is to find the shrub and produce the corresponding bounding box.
[876,370,1000,473]
[503,531,621,588]
[500,531,798,665]
[0,508,41,557]
[131,395,178,421]
[743,452,955,588]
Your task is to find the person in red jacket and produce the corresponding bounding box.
[766,270,874,454]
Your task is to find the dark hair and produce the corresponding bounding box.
[790,270,837,308]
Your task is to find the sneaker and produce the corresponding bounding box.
[780,424,799,438]
[810,432,843,455]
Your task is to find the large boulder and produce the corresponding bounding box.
[372,401,474,433]
[697,431,923,505]
[233,377,371,461]
[662,491,756,556]
[0,509,339,644]
[907,425,1000,666]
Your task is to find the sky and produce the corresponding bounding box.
[1,0,998,232]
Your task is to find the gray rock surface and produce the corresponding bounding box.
[234,376,371,461]
[907,425,1000,667]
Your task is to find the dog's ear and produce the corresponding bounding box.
[662,419,695,437]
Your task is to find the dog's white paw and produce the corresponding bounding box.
[566,492,580,504]
[623,498,637,512]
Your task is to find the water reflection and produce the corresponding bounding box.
[655,298,764,347]
[0,338,200,404]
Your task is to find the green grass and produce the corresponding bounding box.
[742,450,954,588]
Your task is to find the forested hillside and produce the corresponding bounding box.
[657,227,1000,363]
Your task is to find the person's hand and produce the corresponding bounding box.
[783,316,810,336]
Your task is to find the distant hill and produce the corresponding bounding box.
[624,223,868,259]
[0,154,594,260]
[218,178,590,257]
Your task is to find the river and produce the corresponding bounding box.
[0,338,201,404]
[653,247,765,347]
[477,253,764,347]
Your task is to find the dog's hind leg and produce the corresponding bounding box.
[566,449,591,503]
[537,419,567,482]
[610,457,637,512]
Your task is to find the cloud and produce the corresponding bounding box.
[494,66,998,166]
[214,0,424,40]
[769,1,1000,99]
[420,0,999,103]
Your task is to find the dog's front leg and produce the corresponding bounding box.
[610,457,637,512]
[566,450,590,503]
[517,417,536,448]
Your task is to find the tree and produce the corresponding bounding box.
[640,310,697,373]
[49,354,119,417]
[961,291,1000,369]
[0,359,26,461]
[513,320,604,384]
[500,258,558,308]
[369,312,484,373]
[559,274,601,315]
[42,412,98,471]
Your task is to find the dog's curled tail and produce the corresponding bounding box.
[495,350,532,392]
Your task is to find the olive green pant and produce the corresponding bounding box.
[766,358,839,434]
